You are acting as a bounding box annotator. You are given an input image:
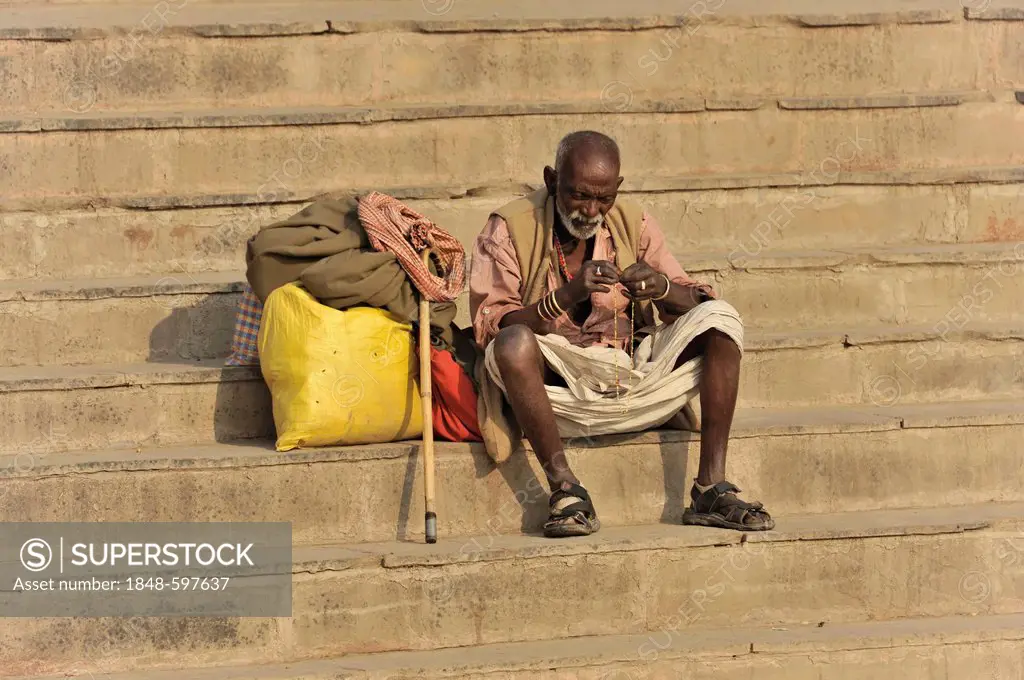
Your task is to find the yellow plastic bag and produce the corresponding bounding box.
[257,283,423,451]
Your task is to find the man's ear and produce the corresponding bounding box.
[616,176,624,189]
[543,166,557,195]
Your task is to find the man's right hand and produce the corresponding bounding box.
[561,260,621,305]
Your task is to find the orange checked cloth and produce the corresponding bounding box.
[357,191,466,302]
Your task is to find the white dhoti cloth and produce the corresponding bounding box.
[484,300,744,438]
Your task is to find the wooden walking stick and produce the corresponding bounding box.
[419,249,438,543]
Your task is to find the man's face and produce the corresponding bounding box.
[554,155,622,240]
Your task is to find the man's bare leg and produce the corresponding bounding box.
[491,324,579,489]
[675,327,773,530]
[491,324,601,537]
[673,328,740,485]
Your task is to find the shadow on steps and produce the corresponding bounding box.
[147,292,237,364]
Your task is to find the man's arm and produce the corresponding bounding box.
[497,297,561,333]
[471,216,623,342]
[649,277,712,315]
[469,216,528,347]
[499,259,621,331]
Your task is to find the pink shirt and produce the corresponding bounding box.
[470,211,716,349]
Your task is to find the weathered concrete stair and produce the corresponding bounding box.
[2,176,1023,281]
[3,242,1022,366]
[12,614,1024,680]
[2,0,1021,114]
[3,401,1023,544]
[4,100,1023,203]
[2,326,1023,455]
[2,502,1022,677]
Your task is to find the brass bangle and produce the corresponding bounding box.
[548,290,566,316]
[538,295,552,321]
[653,273,672,301]
[539,293,557,321]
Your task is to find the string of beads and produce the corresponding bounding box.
[552,233,633,405]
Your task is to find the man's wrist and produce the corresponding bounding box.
[554,287,575,310]
[690,286,712,306]
[653,273,672,301]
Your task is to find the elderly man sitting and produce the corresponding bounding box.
[469,130,774,538]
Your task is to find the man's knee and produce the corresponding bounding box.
[700,328,742,357]
[677,327,741,367]
[492,324,542,371]
[702,327,738,345]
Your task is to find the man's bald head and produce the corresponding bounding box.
[554,131,621,175]
[544,131,624,240]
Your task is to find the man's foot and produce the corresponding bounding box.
[543,481,601,538]
[681,481,774,531]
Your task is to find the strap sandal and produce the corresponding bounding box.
[543,482,601,538]
[681,480,775,531]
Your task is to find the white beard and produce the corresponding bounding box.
[556,202,604,241]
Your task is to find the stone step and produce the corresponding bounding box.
[2,0,1020,115]
[3,502,1023,676]
[3,93,1004,134]
[3,400,1022,545]
[714,242,1024,330]
[751,323,1024,408]
[0,273,243,367]
[1,322,1022,454]
[0,0,987,23]
[3,242,1022,366]
[0,361,274,456]
[3,100,1022,205]
[15,613,1024,680]
[2,172,1022,281]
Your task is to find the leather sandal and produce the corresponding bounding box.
[543,482,601,538]
[681,481,774,531]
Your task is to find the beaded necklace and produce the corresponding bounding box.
[553,232,573,282]
[553,230,633,404]
[616,295,635,409]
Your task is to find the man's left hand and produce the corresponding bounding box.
[619,262,667,300]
